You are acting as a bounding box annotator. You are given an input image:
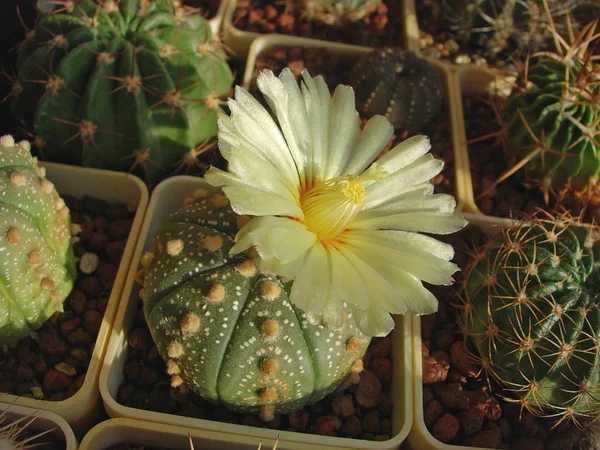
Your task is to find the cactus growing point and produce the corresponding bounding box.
[10,0,234,185]
[0,135,76,345]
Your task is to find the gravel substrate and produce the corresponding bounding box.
[0,196,133,401]
[119,292,394,441]
[420,229,590,450]
[232,0,403,48]
[251,46,456,198]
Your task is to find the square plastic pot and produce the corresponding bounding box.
[0,399,78,449]
[1,162,148,435]
[242,34,469,213]
[222,0,420,58]
[100,175,413,450]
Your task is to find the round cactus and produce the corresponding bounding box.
[503,31,600,196]
[139,189,371,418]
[10,0,234,185]
[0,135,76,345]
[285,0,381,25]
[348,48,444,134]
[461,215,600,421]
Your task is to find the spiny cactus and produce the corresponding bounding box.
[441,0,578,64]
[0,135,76,345]
[460,213,600,423]
[139,189,370,419]
[348,48,444,134]
[285,0,381,25]
[9,0,233,185]
[0,406,54,449]
[501,18,599,201]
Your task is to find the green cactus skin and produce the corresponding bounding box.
[140,190,371,418]
[348,48,444,134]
[461,216,600,421]
[0,135,76,346]
[286,0,381,25]
[441,0,578,64]
[10,0,233,185]
[504,53,600,195]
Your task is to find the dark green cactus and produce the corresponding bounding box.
[348,48,443,134]
[285,0,381,25]
[139,190,371,418]
[503,21,599,196]
[10,0,233,185]
[0,135,76,345]
[441,0,578,64]
[461,215,600,421]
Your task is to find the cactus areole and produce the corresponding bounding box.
[11,0,233,185]
[0,136,76,345]
[140,190,371,417]
[462,217,600,420]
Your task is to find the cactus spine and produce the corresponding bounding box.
[0,135,76,345]
[10,0,233,185]
[139,189,370,418]
[286,0,381,25]
[461,214,600,422]
[348,48,444,133]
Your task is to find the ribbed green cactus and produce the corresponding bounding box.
[139,189,370,419]
[286,0,381,25]
[461,215,600,421]
[0,135,76,345]
[503,22,600,196]
[348,48,444,134]
[441,0,577,63]
[10,0,233,185]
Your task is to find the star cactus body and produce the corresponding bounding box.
[10,0,233,185]
[461,215,600,422]
[140,190,370,418]
[285,0,381,25]
[0,135,76,345]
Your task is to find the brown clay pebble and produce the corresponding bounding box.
[69,289,87,316]
[432,413,459,443]
[128,328,151,351]
[331,395,355,418]
[476,395,501,421]
[106,240,127,265]
[355,370,382,408]
[450,341,481,377]
[80,276,101,296]
[37,329,69,356]
[362,410,381,434]
[422,354,449,384]
[463,428,503,448]
[424,399,443,428]
[108,219,132,240]
[369,337,392,357]
[340,415,362,438]
[369,357,392,383]
[88,232,108,251]
[288,410,309,431]
[84,310,103,336]
[43,370,72,391]
[458,406,485,436]
[512,437,544,450]
[312,415,339,436]
[437,383,470,411]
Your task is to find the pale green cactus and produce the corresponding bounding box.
[286,0,382,25]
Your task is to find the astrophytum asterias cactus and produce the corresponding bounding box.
[10,0,234,184]
[285,0,381,25]
[139,190,370,419]
[0,135,76,345]
[461,214,600,422]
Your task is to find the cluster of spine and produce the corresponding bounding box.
[441,0,578,63]
[0,135,77,345]
[460,214,600,422]
[138,189,370,419]
[348,48,444,133]
[10,0,233,185]
[285,0,381,25]
[503,20,600,197]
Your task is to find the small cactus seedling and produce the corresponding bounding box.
[10,0,234,185]
[348,48,444,134]
[285,0,381,25]
[484,15,600,203]
[0,136,76,345]
[441,0,578,64]
[0,407,55,449]
[460,213,600,423]
[139,190,370,419]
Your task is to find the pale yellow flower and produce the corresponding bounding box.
[205,68,466,337]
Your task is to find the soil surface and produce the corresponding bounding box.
[0,196,134,401]
[421,228,591,449]
[252,46,456,198]
[232,0,403,48]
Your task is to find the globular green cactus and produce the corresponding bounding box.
[348,48,444,134]
[139,190,370,419]
[441,0,578,64]
[10,0,234,185]
[0,135,76,345]
[503,20,599,198]
[285,0,381,25]
[461,214,600,422]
